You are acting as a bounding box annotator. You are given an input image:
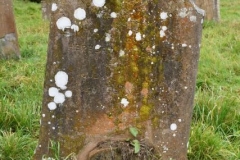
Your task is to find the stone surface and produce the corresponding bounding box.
[0,0,20,59]
[195,0,220,21]
[41,0,52,20]
[34,0,204,159]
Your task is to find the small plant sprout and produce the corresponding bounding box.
[132,140,140,154]
[49,140,60,159]
[129,127,138,137]
[129,127,140,153]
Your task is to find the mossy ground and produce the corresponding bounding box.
[0,0,239,159]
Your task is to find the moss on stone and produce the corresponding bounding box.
[139,105,152,121]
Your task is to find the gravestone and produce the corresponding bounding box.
[34,0,204,159]
[0,0,20,59]
[195,0,220,21]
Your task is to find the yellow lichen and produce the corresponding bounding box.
[139,105,152,121]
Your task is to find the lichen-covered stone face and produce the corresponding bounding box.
[35,0,204,159]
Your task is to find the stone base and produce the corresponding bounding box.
[0,33,20,59]
[84,140,160,160]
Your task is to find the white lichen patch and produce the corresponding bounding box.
[48,102,57,110]
[162,26,167,31]
[179,8,188,18]
[135,32,142,41]
[48,87,59,97]
[71,24,79,32]
[121,98,129,107]
[42,157,56,160]
[65,90,72,98]
[159,25,168,38]
[92,0,105,7]
[54,93,65,104]
[160,12,168,20]
[160,30,165,38]
[47,71,73,110]
[190,15,197,22]
[105,33,111,42]
[56,17,71,31]
[182,43,187,47]
[128,30,133,36]
[74,8,86,20]
[55,71,68,90]
[95,44,101,50]
[110,12,117,18]
[170,123,177,131]
[119,49,125,57]
[51,3,58,12]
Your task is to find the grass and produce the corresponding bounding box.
[0,0,239,159]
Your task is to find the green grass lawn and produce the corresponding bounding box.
[0,0,239,159]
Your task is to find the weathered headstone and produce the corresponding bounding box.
[195,0,220,21]
[0,0,20,59]
[34,0,204,159]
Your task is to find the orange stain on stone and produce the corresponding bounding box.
[141,88,148,98]
[125,81,134,94]
[86,114,115,135]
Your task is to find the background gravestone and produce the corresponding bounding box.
[0,0,20,59]
[195,0,220,21]
[34,0,204,159]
